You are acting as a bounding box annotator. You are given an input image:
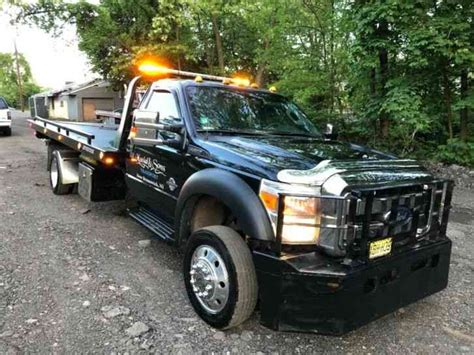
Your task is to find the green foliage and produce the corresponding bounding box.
[9,0,474,166]
[436,139,474,167]
[0,52,42,108]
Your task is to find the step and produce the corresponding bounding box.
[129,207,175,242]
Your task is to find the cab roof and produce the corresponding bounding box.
[150,78,279,96]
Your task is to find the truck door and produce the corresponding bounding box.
[125,89,187,221]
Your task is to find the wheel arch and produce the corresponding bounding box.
[175,168,274,246]
[51,149,80,185]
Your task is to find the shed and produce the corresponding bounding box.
[30,79,124,121]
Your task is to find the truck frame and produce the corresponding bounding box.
[29,66,454,335]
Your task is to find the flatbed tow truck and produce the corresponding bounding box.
[29,63,454,335]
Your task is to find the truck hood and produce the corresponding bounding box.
[278,159,434,195]
[198,135,433,189]
[200,135,392,173]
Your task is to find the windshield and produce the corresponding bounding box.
[186,86,321,137]
[0,98,8,109]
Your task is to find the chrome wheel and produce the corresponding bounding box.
[190,245,229,314]
[50,158,59,188]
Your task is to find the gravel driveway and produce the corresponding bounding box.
[0,112,473,354]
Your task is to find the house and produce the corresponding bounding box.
[30,79,124,121]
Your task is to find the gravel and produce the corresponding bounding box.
[0,112,473,353]
[426,162,474,189]
[101,306,130,318]
[125,322,150,337]
[138,239,151,248]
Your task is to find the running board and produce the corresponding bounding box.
[128,207,175,242]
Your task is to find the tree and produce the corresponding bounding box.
[0,52,41,108]
[9,0,473,165]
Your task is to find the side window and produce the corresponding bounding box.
[146,91,181,124]
[0,98,8,109]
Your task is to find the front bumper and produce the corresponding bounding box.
[254,238,451,335]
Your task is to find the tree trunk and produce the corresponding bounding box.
[255,36,271,87]
[378,15,389,139]
[176,26,181,71]
[443,65,453,139]
[14,41,24,112]
[374,14,391,139]
[370,68,376,95]
[255,66,266,87]
[370,68,377,139]
[329,0,336,114]
[379,46,389,138]
[211,14,224,74]
[460,69,469,141]
[196,14,213,72]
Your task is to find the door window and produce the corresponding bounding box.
[145,91,180,123]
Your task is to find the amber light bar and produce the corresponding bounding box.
[138,62,252,87]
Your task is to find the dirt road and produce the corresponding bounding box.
[0,112,473,353]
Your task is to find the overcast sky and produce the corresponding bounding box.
[0,3,96,90]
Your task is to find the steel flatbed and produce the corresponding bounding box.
[28,116,124,164]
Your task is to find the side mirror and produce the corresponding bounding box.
[134,109,159,123]
[323,123,338,140]
[131,109,184,149]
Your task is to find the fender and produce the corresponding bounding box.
[175,168,274,244]
[53,150,80,185]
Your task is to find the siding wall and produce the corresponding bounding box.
[67,96,79,119]
[48,97,69,119]
[45,84,124,121]
[75,86,124,121]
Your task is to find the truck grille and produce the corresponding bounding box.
[343,180,453,261]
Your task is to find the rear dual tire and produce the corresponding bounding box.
[183,226,258,329]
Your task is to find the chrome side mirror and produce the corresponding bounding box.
[132,110,160,143]
[134,110,160,123]
[131,110,184,149]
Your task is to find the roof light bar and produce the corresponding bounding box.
[138,61,252,87]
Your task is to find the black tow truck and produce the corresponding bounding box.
[29,65,454,335]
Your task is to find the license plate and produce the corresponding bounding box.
[369,237,392,259]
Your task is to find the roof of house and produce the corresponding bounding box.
[32,79,109,98]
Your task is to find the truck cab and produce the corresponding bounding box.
[30,66,453,335]
[0,96,12,136]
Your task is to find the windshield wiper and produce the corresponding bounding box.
[196,129,265,136]
[197,129,321,139]
[261,130,321,138]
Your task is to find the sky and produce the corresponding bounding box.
[0,4,96,90]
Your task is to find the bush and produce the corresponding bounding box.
[435,139,474,168]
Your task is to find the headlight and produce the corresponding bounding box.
[281,196,321,244]
[259,179,351,255]
[259,179,321,245]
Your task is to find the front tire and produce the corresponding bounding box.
[183,226,258,329]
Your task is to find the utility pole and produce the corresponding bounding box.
[13,39,25,112]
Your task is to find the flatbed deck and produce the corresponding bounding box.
[29,116,124,163]
[52,121,119,151]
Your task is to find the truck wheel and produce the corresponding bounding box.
[4,127,11,136]
[49,152,73,195]
[183,226,258,329]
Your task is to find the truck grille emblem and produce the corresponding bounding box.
[383,206,413,228]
